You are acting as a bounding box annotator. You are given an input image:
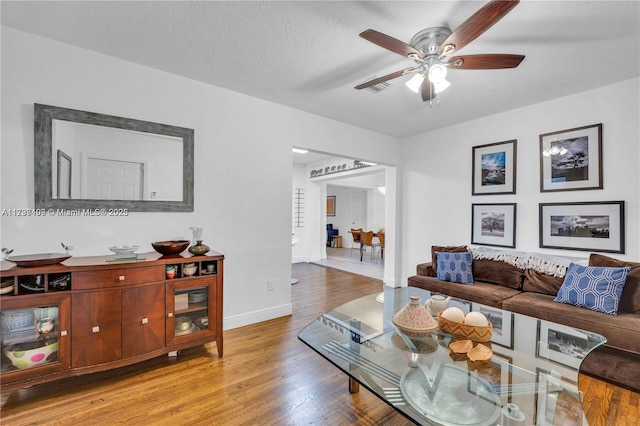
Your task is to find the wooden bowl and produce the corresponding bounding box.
[437,312,493,342]
[151,240,190,256]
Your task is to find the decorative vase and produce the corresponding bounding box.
[189,240,210,255]
[188,227,210,255]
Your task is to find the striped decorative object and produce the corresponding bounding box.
[437,313,493,342]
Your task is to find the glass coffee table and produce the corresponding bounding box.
[298,287,606,426]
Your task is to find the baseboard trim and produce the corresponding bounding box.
[223,303,292,330]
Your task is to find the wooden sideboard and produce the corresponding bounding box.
[0,252,223,390]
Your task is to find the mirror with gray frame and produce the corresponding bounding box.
[34,104,194,212]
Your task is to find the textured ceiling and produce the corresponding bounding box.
[2,1,639,138]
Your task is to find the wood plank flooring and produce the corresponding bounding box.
[1,263,638,425]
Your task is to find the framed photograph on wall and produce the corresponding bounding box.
[472,303,514,349]
[471,203,517,248]
[472,140,517,195]
[539,201,625,253]
[540,123,602,192]
[536,320,590,370]
[326,195,336,217]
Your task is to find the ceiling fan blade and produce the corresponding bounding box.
[360,29,424,60]
[420,77,436,102]
[354,67,417,90]
[447,54,525,69]
[438,0,520,56]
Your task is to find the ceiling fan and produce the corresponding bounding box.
[355,0,525,102]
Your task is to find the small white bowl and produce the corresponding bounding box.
[108,245,139,255]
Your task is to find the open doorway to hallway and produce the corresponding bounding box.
[292,148,395,284]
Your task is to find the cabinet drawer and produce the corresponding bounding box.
[73,266,164,290]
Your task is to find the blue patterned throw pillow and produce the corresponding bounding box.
[554,262,630,315]
[436,251,474,285]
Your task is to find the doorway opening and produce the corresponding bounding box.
[292,149,396,286]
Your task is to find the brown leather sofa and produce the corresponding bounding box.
[408,246,640,392]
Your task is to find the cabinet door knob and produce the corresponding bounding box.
[118,275,125,281]
[92,326,100,333]
[141,317,149,324]
[168,312,173,318]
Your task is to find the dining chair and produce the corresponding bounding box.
[377,231,385,262]
[349,228,363,257]
[359,230,379,261]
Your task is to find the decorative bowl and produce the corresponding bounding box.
[5,339,58,369]
[108,245,140,255]
[151,240,190,256]
[175,316,192,331]
[36,317,55,334]
[166,265,177,279]
[0,278,14,295]
[0,284,14,295]
[437,312,493,342]
[188,289,207,304]
[392,295,438,338]
[467,344,493,362]
[8,253,70,267]
[183,263,198,277]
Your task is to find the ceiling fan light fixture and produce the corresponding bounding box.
[428,63,448,83]
[405,73,425,93]
[434,78,451,94]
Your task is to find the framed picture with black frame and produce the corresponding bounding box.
[471,303,514,349]
[472,140,517,195]
[471,203,517,248]
[539,123,602,192]
[536,320,590,370]
[539,201,625,253]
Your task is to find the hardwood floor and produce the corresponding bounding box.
[1,263,638,425]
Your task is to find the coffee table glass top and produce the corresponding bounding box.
[298,287,606,426]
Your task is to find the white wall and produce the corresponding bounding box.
[400,78,640,283]
[0,27,399,329]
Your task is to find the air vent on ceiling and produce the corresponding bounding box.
[360,76,391,94]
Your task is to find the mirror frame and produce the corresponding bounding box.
[34,103,194,212]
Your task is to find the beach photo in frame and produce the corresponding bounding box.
[472,140,517,195]
[540,123,602,192]
[534,369,582,426]
[326,195,336,217]
[472,303,514,349]
[539,201,625,253]
[471,203,516,248]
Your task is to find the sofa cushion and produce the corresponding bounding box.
[589,253,640,314]
[436,251,473,284]
[522,269,564,295]
[502,292,640,355]
[408,275,521,309]
[430,245,468,276]
[554,263,630,315]
[416,263,433,277]
[473,259,523,290]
